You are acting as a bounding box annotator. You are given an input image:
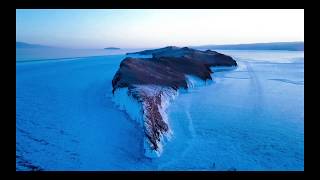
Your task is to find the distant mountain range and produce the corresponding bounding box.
[16,42,52,48]
[191,42,304,51]
[17,41,304,51]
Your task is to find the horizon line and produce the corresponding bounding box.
[16,40,304,50]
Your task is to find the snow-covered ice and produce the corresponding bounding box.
[16,48,304,170]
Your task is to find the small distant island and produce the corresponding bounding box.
[104,47,121,50]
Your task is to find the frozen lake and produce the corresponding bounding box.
[16,49,304,170]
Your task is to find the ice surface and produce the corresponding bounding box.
[16,47,148,62]
[16,49,304,170]
[157,50,304,170]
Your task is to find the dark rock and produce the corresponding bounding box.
[152,47,237,67]
[212,162,216,169]
[112,56,213,93]
[228,167,237,171]
[134,89,168,150]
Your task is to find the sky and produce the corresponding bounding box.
[16,9,304,49]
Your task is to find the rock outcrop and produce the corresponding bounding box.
[112,47,237,157]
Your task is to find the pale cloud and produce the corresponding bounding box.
[16,9,304,49]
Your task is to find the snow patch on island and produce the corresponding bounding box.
[112,85,177,158]
[185,74,213,88]
[111,87,144,126]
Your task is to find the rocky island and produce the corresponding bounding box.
[112,46,237,157]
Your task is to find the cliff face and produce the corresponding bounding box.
[112,47,237,157]
[112,56,213,93]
